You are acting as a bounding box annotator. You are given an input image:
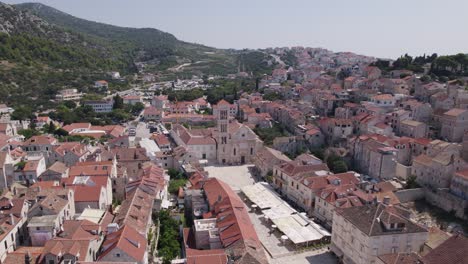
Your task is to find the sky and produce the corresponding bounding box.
[4,0,468,58]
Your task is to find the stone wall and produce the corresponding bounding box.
[424,188,468,220]
[395,188,425,203]
[395,163,411,180]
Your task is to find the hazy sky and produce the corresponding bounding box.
[4,0,468,58]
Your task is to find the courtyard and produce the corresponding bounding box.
[204,164,258,191]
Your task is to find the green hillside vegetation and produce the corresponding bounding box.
[372,53,468,80]
[0,2,276,112]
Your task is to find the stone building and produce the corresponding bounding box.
[213,100,263,164]
[331,202,428,264]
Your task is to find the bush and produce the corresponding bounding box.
[253,123,288,146]
[326,153,348,173]
[405,175,420,189]
[18,129,40,139]
[168,179,187,194]
[157,210,181,263]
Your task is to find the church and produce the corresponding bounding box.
[170,100,263,165]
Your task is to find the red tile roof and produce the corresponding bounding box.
[422,234,468,264]
[24,135,57,145]
[99,225,147,263]
[62,123,92,133]
[202,178,266,263]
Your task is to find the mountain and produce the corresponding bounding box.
[16,2,200,67]
[15,3,274,75]
[0,2,274,110]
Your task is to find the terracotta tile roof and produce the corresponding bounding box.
[413,138,432,146]
[89,125,125,138]
[111,147,150,161]
[454,170,468,180]
[22,159,41,172]
[152,133,170,146]
[378,253,422,264]
[374,191,400,205]
[0,197,26,217]
[0,123,10,132]
[154,95,168,101]
[58,220,100,240]
[41,239,91,262]
[188,171,206,189]
[36,116,50,122]
[46,161,68,174]
[278,162,329,178]
[29,193,69,215]
[216,99,232,106]
[3,246,43,264]
[422,234,468,264]
[68,161,113,177]
[202,178,266,263]
[62,123,92,133]
[99,225,147,263]
[374,122,390,129]
[372,94,394,101]
[335,203,427,237]
[425,226,451,250]
[53,142,88,157]
[116,165,165,235]
[444,108,468,117]
[70,185,104,202]
[24,135,57,145]
[122,95,141,100]
[172,124,216,146]
[144,106,161,115]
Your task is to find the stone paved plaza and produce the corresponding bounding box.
[204,164,258,191]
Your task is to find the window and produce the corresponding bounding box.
[116,253,121,258]
[221,124,227,133]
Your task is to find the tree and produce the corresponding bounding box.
[168,168,184,179]
[113,94,124,109]
[157,210,181,263]
[11,106,34,121]
[47,121,56,134]
[63,100,77,109]
[131,102,145,114]
[405,175,420,189]
[337,68,351,80]
[331,160,348,173]
[110,109,131,122]
[168,179,187,194]
[326,152,348,173]
[18,129,40,139]
[54,128,69,137]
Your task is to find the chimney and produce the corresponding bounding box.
[10,213,15,225]
[24,251,31,264]
[383,196,390,205]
